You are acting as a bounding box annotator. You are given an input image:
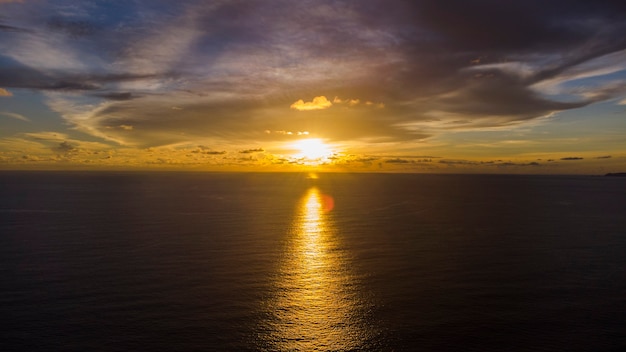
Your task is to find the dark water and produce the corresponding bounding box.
[1,171,625,351]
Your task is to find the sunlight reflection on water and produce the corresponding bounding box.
[263,187,373,351]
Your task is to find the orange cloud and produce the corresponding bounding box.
[0,88,13,97]
[290,96,332,111]
[334,96,385,108]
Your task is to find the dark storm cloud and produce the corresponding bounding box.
[1,0,625,147]
[92,92,137,101]
[352,0,626,121]
[367,0,626,53]
[434,72,589,123]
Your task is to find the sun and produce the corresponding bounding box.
[292,138,332,160]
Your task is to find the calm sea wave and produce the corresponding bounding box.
[1,171,625,351]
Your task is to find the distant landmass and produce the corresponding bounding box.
[605,172,626,177]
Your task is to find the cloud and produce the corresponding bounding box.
[13,132,110,156]
[495,161,541,167]
[436,158,545,169]
[290,96,333,111]
[24,132,69,141]
[348,99,360,106]
[0,111,30,122]
[55,141,77,153]
[93,92,136,101]
[439,159,479,166]
[192,145,226,155]
[0,0,625,159]
[0,65,163,92]
[239,148,264,154]
[560,157,584,161]
[47,17,97,38]
[0,23,28,32]
[0,88,12,96]
[268,130,309,136]
[195,150,226,155]
[385,158,410,164]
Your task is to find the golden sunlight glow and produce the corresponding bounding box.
[292,138,332,161]
[264,187,370,350]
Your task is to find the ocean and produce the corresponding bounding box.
[1,171,625,351]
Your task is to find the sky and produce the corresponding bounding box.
[1,0,625,173]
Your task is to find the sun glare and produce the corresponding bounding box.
[293,138,332,160]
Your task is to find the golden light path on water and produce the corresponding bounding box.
[263,186,373,351]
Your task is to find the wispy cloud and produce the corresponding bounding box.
[0,111,29,122]
[23,131,70,141]
[0,88,12,96]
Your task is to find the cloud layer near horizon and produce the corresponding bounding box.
[1,0,626,151]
